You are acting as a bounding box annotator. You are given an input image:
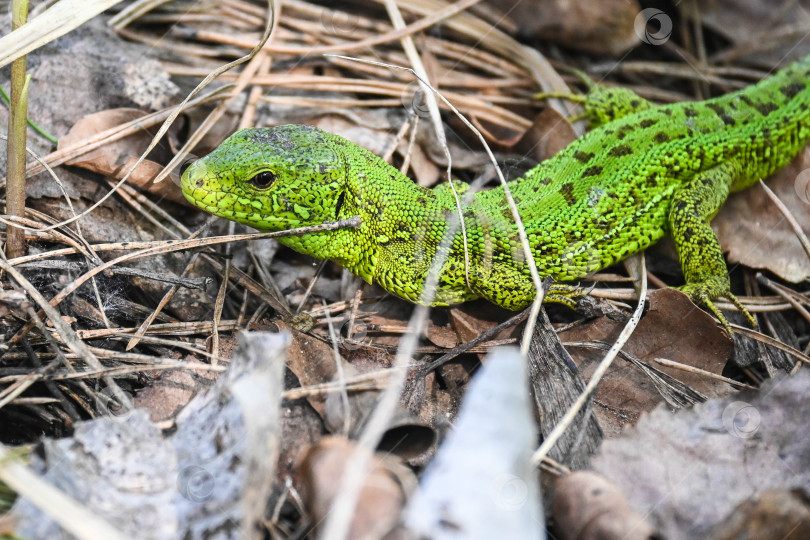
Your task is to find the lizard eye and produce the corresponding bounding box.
[248,171,277,189]
[179,158,195,177]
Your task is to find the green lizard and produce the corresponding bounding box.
[181,55,810,329]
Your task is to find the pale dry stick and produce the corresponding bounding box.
[78,320,242,340]
[0,445,128,540]
[0,372,40,410]
[152,0,279,185]
[729,323,810,364]
[281,0,386,36]
[211,223,235,364]
[129,11,230,28]
[238,50,272,130]
[326,55,546,354]
[282,371,394,401]
[236,285,250,327]
[589,286,792,312]
[757,274,810,327]
[160,70,534,128]
[83,347,221,367]
[105,180,183,240]
[650,357,757,390]
[224,0,268,18]
[261,95,403,108]
[294,259,328,314]
[382,117,413,163]
[125,251,202,351]
[205,0,487,56]
[323,309,352,437]
[345,287,365,342]
[758,178,810,259]
[116,26,250,58]
[399,114,420,176]
[220,1,268,28]
[43,363,225,381]
[6,240,183,267]
[108,0,180,29]
[0,0,127,69]
[531,254,648,467]
[8,397,59,405]
[83,347,216,371]
[422,35,527,78]
[609,60,761,89]
[110,332,215,360]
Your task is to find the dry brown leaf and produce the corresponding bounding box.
[278,321,345,421]
[422,317,457,351]
[707,488,810,540]
[296,436,413,540]
[60,108,186,205]
[552,471,657,540]
[449,302,511,344]
[560,288,735,435]
[715,147,810,283]
[592,371,810,539]
[489,0,641,56]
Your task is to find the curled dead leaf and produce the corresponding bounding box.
[552,471,657,540]
[296,436,414,540]
[60,108,186,205]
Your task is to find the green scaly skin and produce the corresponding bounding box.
[182,55,810,328]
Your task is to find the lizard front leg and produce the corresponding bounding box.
[668,161,757,330]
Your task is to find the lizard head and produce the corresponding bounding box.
[181,124,349,232]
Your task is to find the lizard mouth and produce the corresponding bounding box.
[183,188,289,231]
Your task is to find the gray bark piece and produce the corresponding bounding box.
[13,331,288,540]
[592,370,810,540]
[528,308,603,469]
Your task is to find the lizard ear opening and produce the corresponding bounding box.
[248,171,277,189]
[335,191,346,219]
